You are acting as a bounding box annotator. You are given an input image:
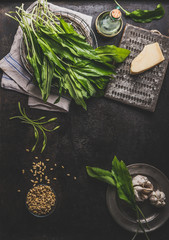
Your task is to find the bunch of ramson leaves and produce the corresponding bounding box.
[86,156,150,240]
[6,0,130,110]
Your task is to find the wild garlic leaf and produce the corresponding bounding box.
[86,166,116,186]
[95,45,130,63]
[126,3,165,23]
[114,1,165,23]
[111,156,136,207]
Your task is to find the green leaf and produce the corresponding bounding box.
[73,72,97,97]
[40,34,76,63]
[114,1,165,23]
[126,4,165,23]
[59,18,80,35]
[89,76,110,90]
[63,73,87,110]
[111,156,136,206]
[74,61,115,77]
[95,45,130,63]
[41,56,54,102]
[37,38,66,71]
[86,166,116,186]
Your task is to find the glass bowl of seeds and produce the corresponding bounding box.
[26,184,56,217]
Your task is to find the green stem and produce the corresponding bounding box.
[10,102,59,152]
[135,207,150,240]
[113,0,130,14]
[131,228,138,240]
[136,205,150,230]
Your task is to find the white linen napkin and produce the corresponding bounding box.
[0,1,92,112]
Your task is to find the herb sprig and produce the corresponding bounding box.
[114,1,165,23]
[86,156,150,240]
[10,102,60,152]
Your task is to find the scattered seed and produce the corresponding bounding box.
[46,158,50,162]
[30,169,33,173]
[53,178,57,180]
[35,156,38,160]
[50,168,54,171]
[54,163,57,167]
[22,169,25,174]
[73,176,77,180]
[67,173,70,176]
[30,180,34,183]
[61,165,64,169]
[17,189,21,192]
[26,148,30,152]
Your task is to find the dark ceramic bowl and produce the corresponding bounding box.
[26,184,57,218]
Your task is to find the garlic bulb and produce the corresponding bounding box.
[132,175,153,202]
[149,190,166,208]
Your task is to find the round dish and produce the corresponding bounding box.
[26,184,57,218]
[20,11,98,75]
[106,163,169,232]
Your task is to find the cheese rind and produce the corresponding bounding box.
[130,42,165,75]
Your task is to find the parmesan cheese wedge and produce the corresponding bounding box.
[130,42,165,75]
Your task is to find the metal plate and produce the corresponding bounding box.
[105,24,169,112]
[106,163,169,233]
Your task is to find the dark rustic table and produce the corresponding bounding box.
[0,1,169,240]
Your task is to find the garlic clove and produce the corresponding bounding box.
[132,175,149,187]
[149,190,166,208]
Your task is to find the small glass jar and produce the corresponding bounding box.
[95,7,123,37]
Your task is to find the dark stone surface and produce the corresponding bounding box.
[0,1,169,240]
